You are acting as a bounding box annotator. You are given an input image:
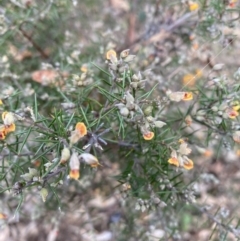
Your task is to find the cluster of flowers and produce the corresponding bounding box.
[61,122,101,180]
[168,140,194,170]
[106,49,195,170]
[0,111,16,140]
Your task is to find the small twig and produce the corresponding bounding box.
[19,22,49,59]
[197,205,240,238]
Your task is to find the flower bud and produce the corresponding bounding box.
[69,152,80,180]
[185,115,192,126]
[123,55,135,63]
[120,49,130,58]
[120,107,129,117]
[60,147,71,164]
[143,106,153,116]
[154,120,166,128]
[132,74,139,82]
[40,188,48,202]
[79,153,101,168]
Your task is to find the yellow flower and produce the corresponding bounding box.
[80,64,88,73]
[178,138,185,144]
[168,157,179,167]
[143,131,154,140]
[232,101,240,111]
[106,49,117,60]
[168,147,194,170]
[0,99,3,105]
[2,111,15,126]
[182,92,193,101]
[189,2,199,11]
[183,158,194,170]
[182,74,196,87]
[167,91,193,102]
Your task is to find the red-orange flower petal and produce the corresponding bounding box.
[143,131,154,140]
[228,109,239,119]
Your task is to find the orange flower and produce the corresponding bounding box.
[0,126,6,140]
[192,42,199,50]
[183,158,194,170]
[143,131,154,140]
[69,122,87,146]
[0,213,7,219]
[69,169,80,180]
[2,111,15,126]
[75,122,87,136]
[69,152,80,180]
[227,108,239,119]
[228,0,237,7]
[204,149,213,157]
[182,92,193,101]
[168,157,179,167]
[5,123,15,134]
[33,160,41,167]
[168,146,193,170]
[106,49,117,60]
